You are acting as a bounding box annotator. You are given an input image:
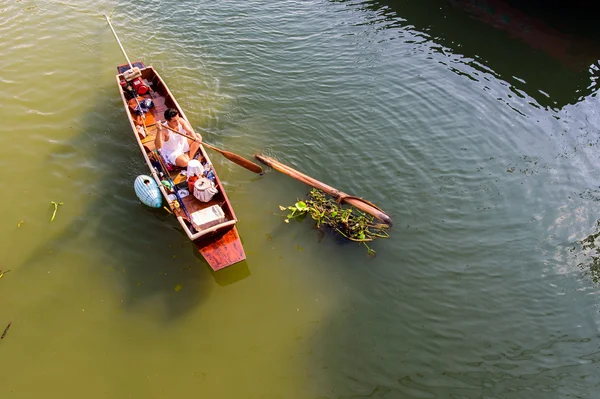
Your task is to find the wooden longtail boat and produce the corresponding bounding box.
[114,61,246,271]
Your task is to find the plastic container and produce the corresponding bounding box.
[187,175,199,193]
[205,169,215,181]
[187,159,203,177]
[193,177,218,202]
[203,162,216,181]
[190,205,226,231]
[161,180,173,192]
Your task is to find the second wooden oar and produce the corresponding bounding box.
[255,154,392,226]
[158,123,263,174]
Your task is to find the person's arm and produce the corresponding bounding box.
[181,119,202,142]
[154,121,164,149]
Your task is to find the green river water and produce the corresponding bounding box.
[2,0,600,398]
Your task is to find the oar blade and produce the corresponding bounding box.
[220,151,263,174]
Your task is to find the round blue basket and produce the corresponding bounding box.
[134,175,162,208]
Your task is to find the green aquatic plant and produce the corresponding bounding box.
[280,189,389,255]
[581,220,600,283]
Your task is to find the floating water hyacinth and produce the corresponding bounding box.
[280,189,389,255]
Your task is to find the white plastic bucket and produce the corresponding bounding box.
[187,159,203,177]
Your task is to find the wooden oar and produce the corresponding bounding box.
[159,124,263,174]
[255,154,392,226]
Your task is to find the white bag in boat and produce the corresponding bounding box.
[193,177,218,202]
[186,159,203,177]
[190,205,226,231]
[123,67,142,81]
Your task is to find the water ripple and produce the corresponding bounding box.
[2,1,600,398]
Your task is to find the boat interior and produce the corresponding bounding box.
[117,62,238,241]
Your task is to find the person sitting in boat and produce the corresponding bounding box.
[155,108,202,167]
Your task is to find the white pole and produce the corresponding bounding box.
[104,14,133,70]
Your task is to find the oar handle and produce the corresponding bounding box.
[159,122,200,142]
[159,123,220,153]
[157,120,263,174]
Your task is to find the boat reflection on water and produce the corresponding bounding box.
[336,0,600,109]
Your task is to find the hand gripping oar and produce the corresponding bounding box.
[158,123,263,174]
